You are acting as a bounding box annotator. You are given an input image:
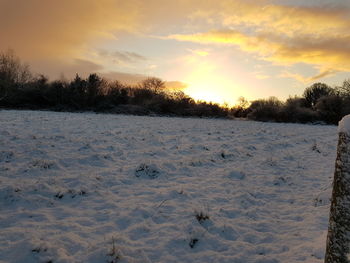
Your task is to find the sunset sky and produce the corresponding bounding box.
[1,0,349,105]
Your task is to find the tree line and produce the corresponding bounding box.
[0,50,229,118]
[232,81,350,124]
[0,50,349,124]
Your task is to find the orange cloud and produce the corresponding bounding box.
[0,0,138,59]
[0,0,222,60]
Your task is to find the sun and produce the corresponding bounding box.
[182,62,239,106]
[185,78,230,105]
[164,52,251,107]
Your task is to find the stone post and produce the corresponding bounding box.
[325,116,350,263]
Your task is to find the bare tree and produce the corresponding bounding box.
[336,79,350,97]
[0,49,32,100]
[140,77,165,93]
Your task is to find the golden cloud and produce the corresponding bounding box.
[169,30,282,55]
[167,1,350,81]
[221,2,350,38]
[164,81,188,91]
[279,69,339,84]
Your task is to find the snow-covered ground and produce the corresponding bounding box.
[0,110,337,263]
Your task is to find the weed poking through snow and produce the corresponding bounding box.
[189,238,199,248]
[312,142,321,153]
[195,211,210,224]
[107,237,121,263]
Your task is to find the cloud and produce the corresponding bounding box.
[101,71,148,85]
[2,0,349,85]
[168,27,350,74]
[0,0,139,59]
[97,49,147,63]
[30,58,104,80]
[167,1,350,76]
[255,74,270,80]
[0,0,220,60]
[280,69,338,84]
[102,72,188,91]
[0,0,219,82]
[31,58,179,88]
[169,30,280,54]
[187,49,210,57]
[221,2,350,38]
[164,81,188,91]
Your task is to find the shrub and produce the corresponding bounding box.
[247,97,283,122]
[315,95,344,124]
[280,96,318,123]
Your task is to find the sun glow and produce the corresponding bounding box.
[182,57,240,106]
[185,77,232,105]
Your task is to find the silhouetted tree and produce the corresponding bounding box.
[107,81,129,105]
[86,73,106,106]
[0,49,32,101]
[68,74,87,107]
[303,82,334,108]
[232,96,249,117]
[335,79,350,98]
[47,79,70,107]
[140,77,165,93]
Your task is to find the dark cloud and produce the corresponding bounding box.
[30,58,104,80]
[97,49,147,64]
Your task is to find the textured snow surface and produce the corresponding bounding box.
[338,115,350,135]
[0,110,337,263]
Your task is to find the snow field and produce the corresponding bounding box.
[0,110,337,262]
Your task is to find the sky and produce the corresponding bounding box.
[1,0,350,105]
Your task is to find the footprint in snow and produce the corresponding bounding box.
[228,170,245,180]
[135,163,160,179]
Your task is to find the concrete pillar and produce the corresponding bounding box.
[325,116,350,263]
